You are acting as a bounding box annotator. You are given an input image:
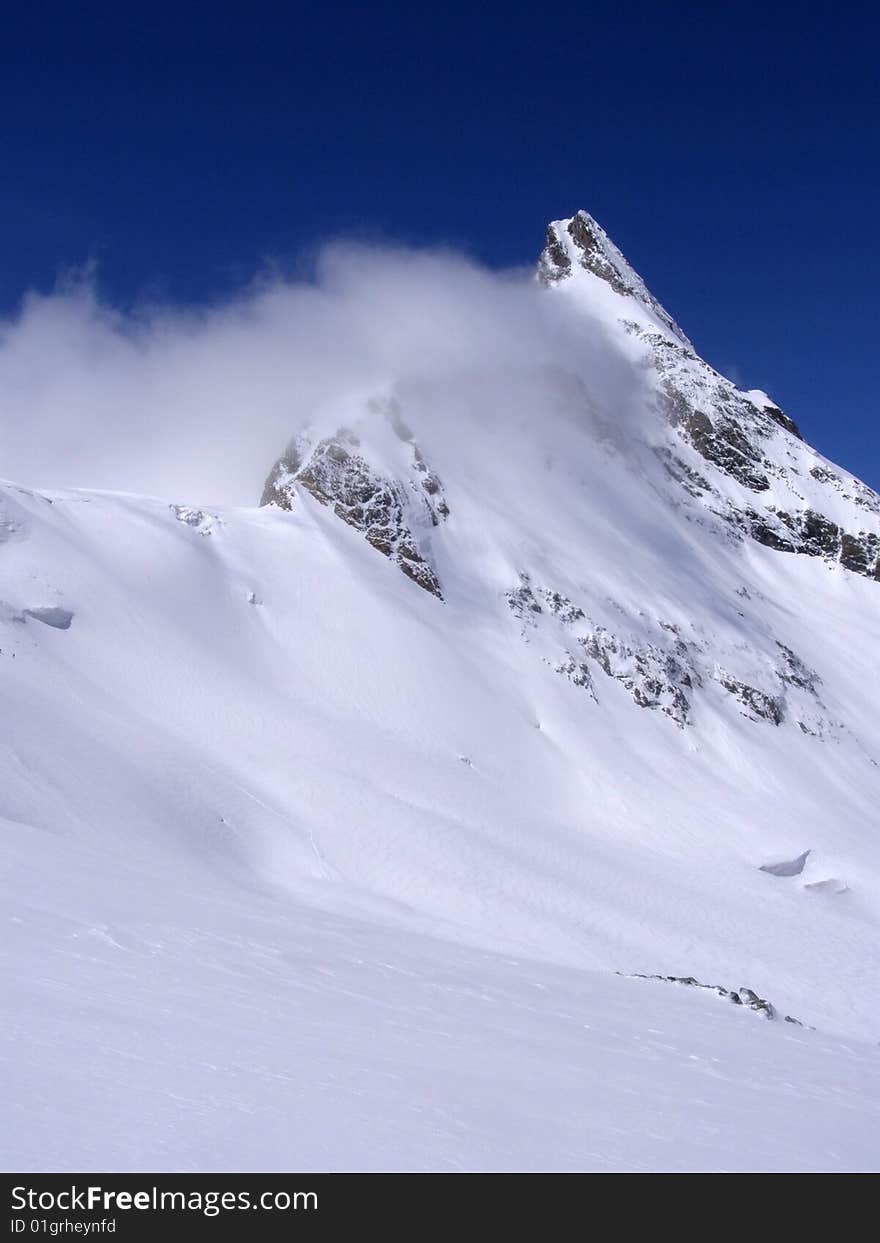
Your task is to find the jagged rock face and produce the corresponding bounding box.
[539,211,693,349]
[505,572,836,735]
[261,409,448,598]
[636,326,880,580]
[539,212,879,584]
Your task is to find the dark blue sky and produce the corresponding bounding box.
[2,4,877,486]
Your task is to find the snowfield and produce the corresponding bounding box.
[1,215,878,1171]
[6,817,879,1172]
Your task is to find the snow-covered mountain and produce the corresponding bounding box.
[2,213,878,1171]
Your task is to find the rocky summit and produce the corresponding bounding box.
[540,212,880,582]
[3,212,878,1171]
[257,213,879,742]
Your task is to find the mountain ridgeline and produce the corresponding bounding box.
[259,212,879,738]
[4,212,880,1167]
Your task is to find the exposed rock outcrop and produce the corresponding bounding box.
[506,572,833,734]
[539,211,693,349]
[639,325,880,581]
[539,211,879,586]
[620,972,808,1026]
[261,411,448,599]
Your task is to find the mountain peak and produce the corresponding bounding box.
[538,210,693,350]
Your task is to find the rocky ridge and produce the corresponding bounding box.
[539,211,880,583]
[505,571,836,734]
[261,400,448,598]
[259,212,877,741]
[620,973,809,1027]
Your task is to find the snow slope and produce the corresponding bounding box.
[1,214,878,1170]
[6,821,878,1172]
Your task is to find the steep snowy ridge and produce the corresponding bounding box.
[2,214,879,1171]
[541,213,880,583]
[539,211,694,349]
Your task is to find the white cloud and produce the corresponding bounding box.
[0,243,650,506]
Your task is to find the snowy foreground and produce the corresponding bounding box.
[2,215,879,1170]
[1,482,878,1172]
[5,822,879,1173]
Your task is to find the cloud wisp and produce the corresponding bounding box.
[0,243,650,506]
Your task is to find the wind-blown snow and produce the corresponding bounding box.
[0,247,645,506]
[1,222,878,1171]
